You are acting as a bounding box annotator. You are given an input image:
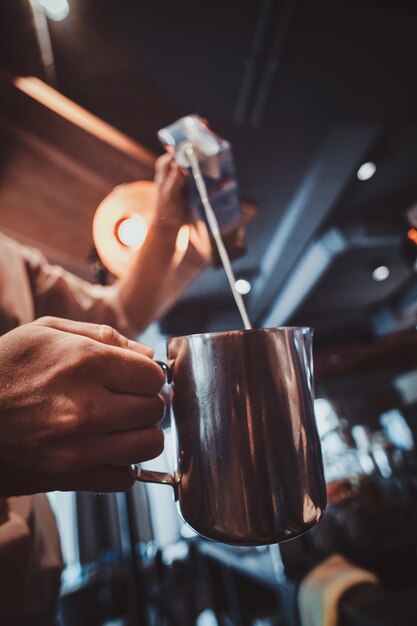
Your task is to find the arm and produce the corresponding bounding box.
[117,153,191,333]
[20,154,198,337]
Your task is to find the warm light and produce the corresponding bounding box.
[235,278,251,295]
[39,0,70,21]
[117,217,147,247]
[407,228,417,246]
[357,161,376,181]
[372,265,390,281]
[93,181,157,277]
[176,225,190,253]
[93,181,191,278]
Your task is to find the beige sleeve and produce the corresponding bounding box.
[0,495,63,625]
[19,240,138,338]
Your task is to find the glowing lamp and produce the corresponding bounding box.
[39,0,70,21]
[235,278,251,295]
[407,228,417,246]
[357,161,376,181]
[372,265,390,282]
[93,181,190,277]
[116,216,148,247]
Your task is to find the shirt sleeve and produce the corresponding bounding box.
[19,239,137,338]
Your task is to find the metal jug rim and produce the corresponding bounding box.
[167,326,313,342]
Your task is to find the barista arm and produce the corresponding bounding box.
[117,154,194,333]
[17,154,205,337]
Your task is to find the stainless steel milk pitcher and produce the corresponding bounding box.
[136,327,326,545]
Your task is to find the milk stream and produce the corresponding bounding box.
[184,149,287,569]
[185,144,252,331]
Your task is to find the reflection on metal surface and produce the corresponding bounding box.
[138,328,326,545]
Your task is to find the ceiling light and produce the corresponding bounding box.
[39,0,70,21]
[357,161,376,181]
[93,181,191,277]
[407,228,417,246]
[372,265,390,281]
[117,217,147,247]
[235,278,251,295]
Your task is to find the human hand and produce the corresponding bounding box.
[153,152,189,230]
[0,317,165,496]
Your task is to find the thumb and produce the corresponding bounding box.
[31,316,154,358]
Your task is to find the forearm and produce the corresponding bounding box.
[117,221,181,334]
[116,151,215,333]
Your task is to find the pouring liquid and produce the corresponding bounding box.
[184,144,252,330]
[186,147,286,569]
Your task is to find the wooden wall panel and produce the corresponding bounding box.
[0,73,156,279]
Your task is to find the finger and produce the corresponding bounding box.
[98,348,165,396]
[79,427,165,467]
[32,317,154,358]
[33,317,164,395]
[56,465,137,493]
[155,154,187,190]
[154,153,174,183]
[85,392,166,434]
[165,161,187,194]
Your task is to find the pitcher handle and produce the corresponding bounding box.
[135,466,179,500]
[134,360,179,500]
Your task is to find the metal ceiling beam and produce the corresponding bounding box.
[260,224,403,328]
[250,0,298,128]
[261,228,348,327]
[234,0,275,126]
[249,125,379,327]
[234,0,297,128]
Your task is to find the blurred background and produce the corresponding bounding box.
[1,1,417,625]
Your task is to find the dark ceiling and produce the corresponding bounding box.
[2,0,417,347]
